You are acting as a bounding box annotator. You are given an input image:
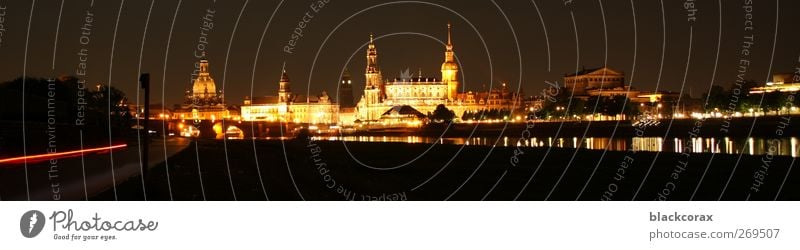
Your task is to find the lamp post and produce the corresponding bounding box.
[139,73,150,187]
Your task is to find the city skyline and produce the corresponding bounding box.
[0,0,798,106]
[1,0,799,204]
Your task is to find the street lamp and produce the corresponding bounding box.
[139,73,150,186]
[657,103,662,118]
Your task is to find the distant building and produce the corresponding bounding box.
[172,56,236,121]
[380,105,427,125]
[241,69,339,124]
[384,74,449,107]
[354,23,522,122]
[749,73,800,94]
[563,67,627,96]
[559,66,701,117]
[338,69,355,108]
[586,86,639,99]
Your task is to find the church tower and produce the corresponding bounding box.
[441,23,459,101]
[358,33,385,121]
[338,69,355,108]
[365,34,384,102]
[278,68,292,103]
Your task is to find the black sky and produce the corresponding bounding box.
[0,0,798,106]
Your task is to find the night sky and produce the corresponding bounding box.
[0,0,798,106]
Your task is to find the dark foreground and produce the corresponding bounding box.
[98,138,798,201]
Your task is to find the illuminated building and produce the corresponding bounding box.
[172,56,236,121]
[441,23,460,100]
[380,105,426,126]
[563,67,626,96]
[241,69,339,124]
[384,72,449,106]
[586,86,640,99]
[560,67,700,117]
[355,23,521,122]
[749,73,800,94]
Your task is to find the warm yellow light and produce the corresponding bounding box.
[212,123,223,139]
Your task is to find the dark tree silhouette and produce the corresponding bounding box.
[429,104,455,123]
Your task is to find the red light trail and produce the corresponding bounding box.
[0,144,127,165]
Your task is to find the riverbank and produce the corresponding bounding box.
[100,139,798,201]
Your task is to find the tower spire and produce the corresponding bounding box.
[447,23,452,46]
[366,33,379,75]
[441,22,459,101]
[280,62,290,82]
[364,32,384,103]
[444,23,455,63]
[199,52,210,73]
[279,63,291,103]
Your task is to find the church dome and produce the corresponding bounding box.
[192,59,217,98]
[441,61,458,71]
[193,75,216,97]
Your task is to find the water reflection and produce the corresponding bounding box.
[312,135,800,157]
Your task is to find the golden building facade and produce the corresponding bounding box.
[749,73,800,94]
[172,57,234,121]
[241,70,339,124]
[563,67,626,95]
[441,23,460,101]
[384,75,449,105]
[355,24,521,122]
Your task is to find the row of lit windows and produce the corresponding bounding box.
[386,86,447,91]
[388,92,445,98]
[387,86,447,98]
[565,77,623,84]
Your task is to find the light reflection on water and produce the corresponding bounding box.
[311,136,800,157]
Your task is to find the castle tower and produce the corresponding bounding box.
[278,68,292,103]
[441,23,460,101]
[365,34,384,100]
[338,69,355,108]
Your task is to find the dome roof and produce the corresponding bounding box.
[441,61,458,71]
[192,59,217,98]
[193,75,216,96]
